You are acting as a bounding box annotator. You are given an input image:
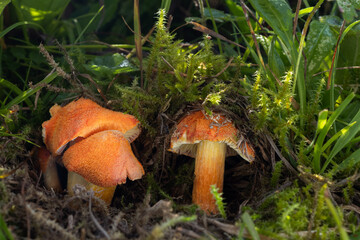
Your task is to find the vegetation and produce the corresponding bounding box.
[1,0,360,239]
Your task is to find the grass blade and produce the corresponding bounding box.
[160,0,172,13]
[204,0,222,54]
[327,20,360,113]
[320,108,360,173]
[74,5,104,44]
[305,109,328,155]
[134,0,143,88]
[0,214,13,240]
[0,131,40,147]
[0,21,45,38]
[316,110,329,136]
[325,196,349,240]
[328,20,346,113]
[313,92,355,173]
[293,0,323,128]
[321,121,356,154]
[239,0,265,72]
[0,79,32,107]
[335,148,360,174]
[241,212,260,240]
[4,72,58,110]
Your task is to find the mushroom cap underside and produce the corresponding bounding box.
[42,98,140,155]
[169,111,255,162]
[62,130,144,187]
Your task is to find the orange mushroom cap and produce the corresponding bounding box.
[42,98,140,155]
[169,110,255,162]
[62,130,144,187]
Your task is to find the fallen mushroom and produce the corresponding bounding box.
[169,110,255,214]
[37,146,62,192]
[63,130,144,205]
[42,97,140,155]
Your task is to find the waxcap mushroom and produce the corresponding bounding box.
[169,110,255,162]
[63,130,144,187]
[169,110,255,214]
[42,98,140,156]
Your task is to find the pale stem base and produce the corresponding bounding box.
[43,158,62,192]
[67,172,116,205]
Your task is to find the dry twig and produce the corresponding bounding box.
[88,194,110,239]
[266,134,297,174]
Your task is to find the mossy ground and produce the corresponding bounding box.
[0,110,275,239]
[2,1,360,239]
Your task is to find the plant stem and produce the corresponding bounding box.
[204,0,223,54]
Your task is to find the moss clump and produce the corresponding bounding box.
[112,9,228,135]
[248,183,350,239]
[250,71,298,152]
[270,161,283,188]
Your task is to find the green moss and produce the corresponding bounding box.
[110,9,229,137]
[250,71,299,152]
[270,161,283,188]
[210,185,226,219]
[342,181,354,204]
[250,183,352,239]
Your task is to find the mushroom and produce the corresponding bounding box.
[63,130,144,205]
[42,98,140,156]
[169,110,255,214]
[41,98,143,204]
[37,146,62,192]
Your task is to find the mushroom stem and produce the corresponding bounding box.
[192,140,227,214]
[37,147,62,192]
[67,172,116,205]
[43,158,62,192]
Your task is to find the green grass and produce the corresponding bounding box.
[0,214,13,240]
[1,0,360,239]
